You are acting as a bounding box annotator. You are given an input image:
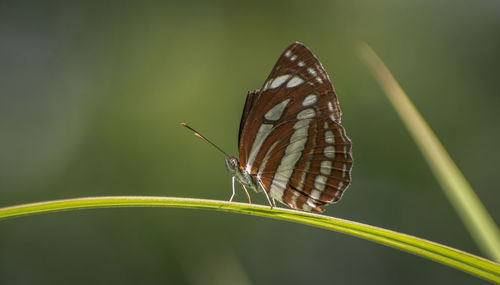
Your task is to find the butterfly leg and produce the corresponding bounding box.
[229,176,236,202]
[241,185,252,204]
[258,179,274,209]
[272,198,276,207]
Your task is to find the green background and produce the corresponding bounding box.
[1,1,499,284]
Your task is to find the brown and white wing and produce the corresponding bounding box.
[238,42,352,212]
[259,116,352,212]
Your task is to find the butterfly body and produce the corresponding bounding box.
[225,156,259,193]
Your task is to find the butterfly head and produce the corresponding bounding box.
[225,156,240,176]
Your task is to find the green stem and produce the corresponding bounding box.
[359,43,500,262]
[0,196,499,283]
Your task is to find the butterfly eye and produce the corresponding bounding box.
[225,157,239,174]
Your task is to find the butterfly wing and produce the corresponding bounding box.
[238,42,352,212]
[238,89,259,145]
[258,116,352,212]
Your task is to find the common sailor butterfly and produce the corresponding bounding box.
[182,42,352,212]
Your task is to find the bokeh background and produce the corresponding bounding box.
[1,1,499,284]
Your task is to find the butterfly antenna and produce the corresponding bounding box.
[181,123,231,158]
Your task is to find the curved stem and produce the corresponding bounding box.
[0,196,499,283]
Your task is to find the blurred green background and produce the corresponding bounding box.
[1,1,499,284]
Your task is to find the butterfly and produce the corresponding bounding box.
[183,42,352,212]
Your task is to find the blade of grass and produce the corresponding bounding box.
[0,196,499,282]
[359,43,500,262]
